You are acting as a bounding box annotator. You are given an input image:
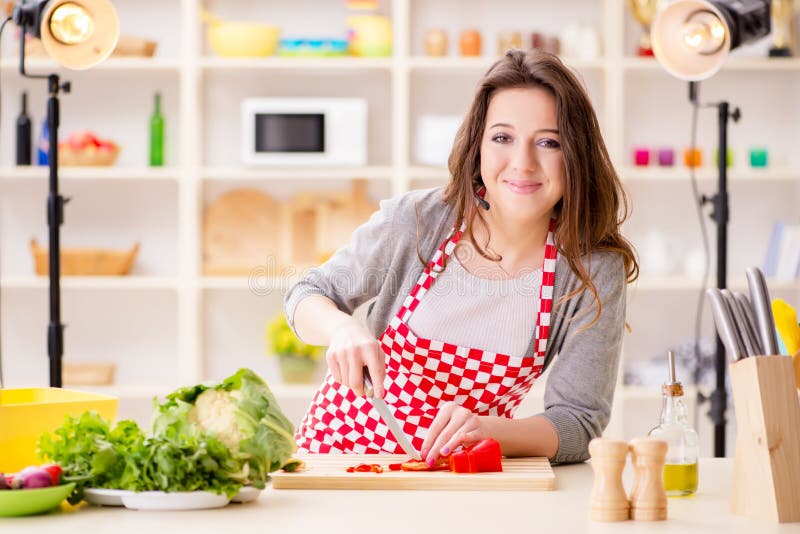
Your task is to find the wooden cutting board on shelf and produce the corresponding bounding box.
[271,454,555,491]
[202,188,284,276]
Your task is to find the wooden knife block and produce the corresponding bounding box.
[729,355,800,523]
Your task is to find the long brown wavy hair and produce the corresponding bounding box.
[440,48,638,328]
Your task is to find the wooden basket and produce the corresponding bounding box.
[729,355,800,523]
[58,144,120,166]
[112,36,158,58]
[62,363,116,386]
[30,239,140,276]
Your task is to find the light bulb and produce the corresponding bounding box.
[680,9,727,55]
[48,2,94,45]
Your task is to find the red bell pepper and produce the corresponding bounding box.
[449,438,503,473]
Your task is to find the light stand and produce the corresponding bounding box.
[11,0,118,387]
[691,81,741,457]
[16,15,70,388]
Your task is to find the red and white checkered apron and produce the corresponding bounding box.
[295,218,559,453]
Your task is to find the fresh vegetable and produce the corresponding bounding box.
[345,463,383,473]
[38,368,296,504]
[42,464,63,486]
[400,458,450,472]
[449,438,503,473]
[16,466,54,489]
[266,313,324,362]
[0,474,8,490]
[156,368,297,483]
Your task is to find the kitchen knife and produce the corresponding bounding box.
[706,288,744,361]
[721,289,756,358]
[745,267,780,356]
[733,292,763,356]
[363,368,422,460]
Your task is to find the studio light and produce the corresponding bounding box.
[13,0,118,70]
[652,0,771,80]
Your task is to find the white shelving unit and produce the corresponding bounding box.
[1,0,798,455]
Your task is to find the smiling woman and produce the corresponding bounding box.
[285,49,639,466]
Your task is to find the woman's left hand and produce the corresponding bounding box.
[421,401,487,466]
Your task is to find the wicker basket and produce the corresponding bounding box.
[30,239,140,276]
[62,363,116,385]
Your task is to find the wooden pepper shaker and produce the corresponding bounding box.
[630,437,668,521]
[588,438,630,522]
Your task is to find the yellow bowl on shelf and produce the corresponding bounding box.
[207,23,280,58]
[0,388,118,472]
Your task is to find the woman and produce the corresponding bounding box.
[284,49,638,465]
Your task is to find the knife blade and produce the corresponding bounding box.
[733,292,763,355]
[363,368,422,460]
[746,267,780,355]
[707,288,744,361]
[721,289,756,358]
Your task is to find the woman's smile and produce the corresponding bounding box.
[503,179,542,195]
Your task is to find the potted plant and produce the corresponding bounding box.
[266,313,324,384]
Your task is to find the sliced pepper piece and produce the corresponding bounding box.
[449,438,503,473]
[469,438,503,472]
[388,463,403,471]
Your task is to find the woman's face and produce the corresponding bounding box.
[479,86,565,223]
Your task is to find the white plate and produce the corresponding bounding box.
[84,488,134,507]
[120,491,230,511]
[231,486,261,504]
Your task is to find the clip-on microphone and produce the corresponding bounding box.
[474,185,490,210]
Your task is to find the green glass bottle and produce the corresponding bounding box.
[149,92,164,166]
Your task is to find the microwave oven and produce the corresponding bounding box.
[241,98,367,166]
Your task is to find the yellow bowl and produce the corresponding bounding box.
[0,388,118,473]
[207,23,280,58]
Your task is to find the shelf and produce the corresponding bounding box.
[408,56,604,71]
[622,56,800,73]
[199,57,393,71]
[630,276,800,292]
[1,276,179,290]
[621,166,800,182]
[0,166,180,181]
[0,57,181,72]
[202,166,393,181]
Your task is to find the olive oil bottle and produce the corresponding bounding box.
[648,351,699,496]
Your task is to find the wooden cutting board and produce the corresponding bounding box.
[271,454,555,491]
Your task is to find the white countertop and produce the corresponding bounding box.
[2,458,798,533]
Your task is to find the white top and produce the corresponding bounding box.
[406,253,542,355]
[11,459,785,533]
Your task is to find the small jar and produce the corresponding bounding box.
[683,148,702,168]
[497,31,522,54]
[424,28,448,56]
[633,147,650,166]
[459,29,482,56]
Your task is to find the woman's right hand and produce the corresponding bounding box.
[326,318,386,399]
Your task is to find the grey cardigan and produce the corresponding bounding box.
[285,187,627,464]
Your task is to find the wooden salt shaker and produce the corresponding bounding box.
[630,437,668,521]
[588,438,630,522]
